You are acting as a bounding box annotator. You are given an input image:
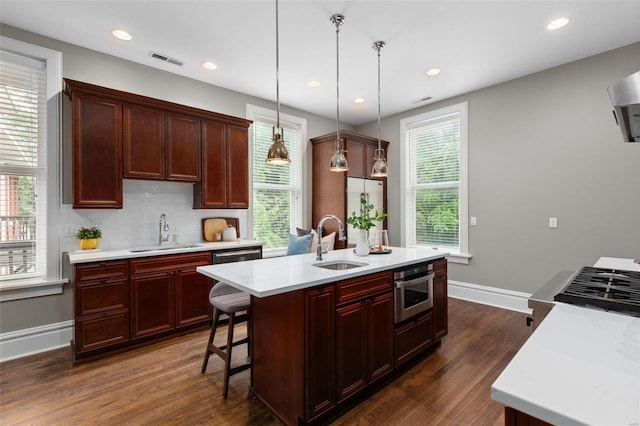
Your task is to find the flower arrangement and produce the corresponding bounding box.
[346,196,389,231]
[75,226,102,240]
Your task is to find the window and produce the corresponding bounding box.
[247,105,306,252]
[0,37,63,298]
[401,101,469,262]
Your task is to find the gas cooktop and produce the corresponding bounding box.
[554,266,640,316]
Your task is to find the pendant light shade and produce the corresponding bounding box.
[329,13,348,173]
[371,40,388,177]
[266,0,290,165]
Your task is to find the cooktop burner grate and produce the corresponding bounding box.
[554,266,640,316]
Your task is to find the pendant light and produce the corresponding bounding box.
[329,13,349,172]
[266,0,290,165]
[371,41,388,177]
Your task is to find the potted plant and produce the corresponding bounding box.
[76,226,102,250]
[346,196,389,256]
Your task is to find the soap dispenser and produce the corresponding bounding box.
[172,226,180,245]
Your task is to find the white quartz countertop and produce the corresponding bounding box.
[593,256,640,272]
[196,247,445,298]
[492,256,640,425]
[67,239,263,264]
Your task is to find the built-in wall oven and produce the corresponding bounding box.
[394,262,434,323]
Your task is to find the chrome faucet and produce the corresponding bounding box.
[159,213,170,245]
[316,214,346,261]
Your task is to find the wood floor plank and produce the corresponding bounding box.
[0,298,531,425]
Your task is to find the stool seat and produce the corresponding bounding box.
[201,283,251,399]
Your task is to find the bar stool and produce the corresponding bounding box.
[201,283,251,399]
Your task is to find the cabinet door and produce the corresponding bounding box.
[130,272,175,339]
[367,292,394,384]
[175,267,213,328]
[75,308,129,353]
[194,120,226,208]
[433,259,448,340]
[123,104,165,179]
[166,113,201,181]
[345,140,366,178]
[72,94,122,208]
[226,125,249,208]
[335,301,367,403]
[304,286,336,421]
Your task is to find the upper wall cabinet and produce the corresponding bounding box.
[64,79,251,209]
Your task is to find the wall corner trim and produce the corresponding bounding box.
[448,280,532,314]
[0,320,72,363]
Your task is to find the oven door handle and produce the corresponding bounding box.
[395,273,434,289]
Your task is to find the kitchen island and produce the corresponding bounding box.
[197,247,447,425]
[491,257,640,425]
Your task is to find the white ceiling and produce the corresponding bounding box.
[1,1,639,125]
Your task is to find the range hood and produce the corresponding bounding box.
[607,71,640,143]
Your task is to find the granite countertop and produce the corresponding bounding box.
[196,246,446,298]
[67,239,263,264]
[491,257,640,425]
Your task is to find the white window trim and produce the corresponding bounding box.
[0,37,66,300]
[400,101,470,264]
[246,103,308,254]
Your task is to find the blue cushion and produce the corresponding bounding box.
[287,233,313,256]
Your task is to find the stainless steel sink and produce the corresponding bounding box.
[129,244,199,253]
[312,260,367,270]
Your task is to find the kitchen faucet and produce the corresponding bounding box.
[316,214,346,261]
[159,213,170,245]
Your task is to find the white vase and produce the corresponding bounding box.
[355,229,370,256]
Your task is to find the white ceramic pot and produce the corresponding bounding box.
[222,225,237,241]
[354,229,370,256]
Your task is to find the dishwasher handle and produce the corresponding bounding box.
[213,249,262,264]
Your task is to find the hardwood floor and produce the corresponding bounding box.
[0,298,531,425]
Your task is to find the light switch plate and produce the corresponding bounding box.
[549,217,558,228]
[470,217,477,226]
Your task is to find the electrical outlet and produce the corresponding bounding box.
[549,217,558,229]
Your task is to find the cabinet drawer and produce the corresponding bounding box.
[75,260,128,283]
[394,311,433,367]
[336,271,393,306]
[75,308,129,353]
[130,252,211,275]
[75,278,128,316]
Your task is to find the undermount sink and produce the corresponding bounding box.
[129,244,199,253]
[312,260,367,270]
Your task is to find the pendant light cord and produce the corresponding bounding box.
[377,43,381,152]
[275,0,280,129]
[332,14,344,152]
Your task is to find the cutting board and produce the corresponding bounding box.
[202,217,240,241]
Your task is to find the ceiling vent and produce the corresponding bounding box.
[149,51,184,66]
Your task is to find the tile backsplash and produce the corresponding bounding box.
[61,180,248,252]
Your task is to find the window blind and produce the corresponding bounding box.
[252,116,302,249]
[0,49,47,279]
[407,113,460,248]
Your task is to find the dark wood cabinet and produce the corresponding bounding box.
[504,407,553,426]
[129,252,212,340]
[304,286,336,420]
[123,104,165,180]
[394,311,433,367]
[311,131,389,246]
[72,260,129,355]
[433,258,448,340]
[335,271,393,403]
[194,121,249,209]
[64,79,251,210]
[71,93,123,208]
[166,113,201,181]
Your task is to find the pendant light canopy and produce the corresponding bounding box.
[266,0,290,165]
[329,13,349,172]
[371,40,388,177]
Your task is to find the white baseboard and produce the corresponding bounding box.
[0,320,72,363]
[448,280,532,314]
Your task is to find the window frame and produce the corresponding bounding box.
[0,36,66,301]
[246,104,307,256]
[400,101,470,264]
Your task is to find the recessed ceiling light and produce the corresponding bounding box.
[112,29,132,41]
[547,17,570,30]
[426,68,441,76]
[354,97,365,104]
[202,61,218,70]
[307,81,320,88]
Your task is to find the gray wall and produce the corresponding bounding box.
[0,24,345,333]
[357,42,640,294]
